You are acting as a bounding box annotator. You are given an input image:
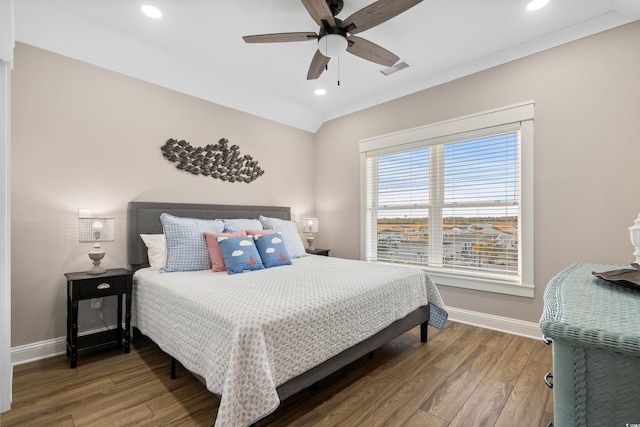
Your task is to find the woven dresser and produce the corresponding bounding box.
[540,263,640,427]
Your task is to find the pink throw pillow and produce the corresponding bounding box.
[245,229,275,237]
[204,230,247,272]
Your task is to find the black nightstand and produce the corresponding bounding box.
[306,248,330,256]
[65,268,133,368]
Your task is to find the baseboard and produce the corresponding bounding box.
[12,310,543,365]
[446,306,543,340]
[11,337,66,366]
[11,325,115,366]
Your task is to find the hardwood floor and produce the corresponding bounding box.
[2,322,554,426]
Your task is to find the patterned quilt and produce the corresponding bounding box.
[132,255,446,427]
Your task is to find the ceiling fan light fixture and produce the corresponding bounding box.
[317,34,348,58]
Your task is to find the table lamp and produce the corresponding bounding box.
[302,218,319,251]
[79,217,114,274]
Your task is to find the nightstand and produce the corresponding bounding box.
[65,268,133,368]
[306,248,330,256]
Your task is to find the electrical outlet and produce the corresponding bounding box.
[91,298,102,310]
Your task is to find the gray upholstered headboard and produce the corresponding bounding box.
[127,201,291,269]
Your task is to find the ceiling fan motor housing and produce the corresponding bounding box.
[319,17,346,36]
[326,0,344,16]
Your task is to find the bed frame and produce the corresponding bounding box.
[127,201,430,403]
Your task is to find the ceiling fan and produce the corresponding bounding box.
[242,0,423,80]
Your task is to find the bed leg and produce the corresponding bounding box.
[170,357,176,380]
[420,322,428,343]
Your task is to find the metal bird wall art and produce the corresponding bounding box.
[160,138,264,183]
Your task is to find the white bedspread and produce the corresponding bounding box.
[132,255,445,427]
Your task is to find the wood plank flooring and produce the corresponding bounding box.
[1,322,553,426]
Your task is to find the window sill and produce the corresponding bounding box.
[370,260,535,298]
[427,270,534,298]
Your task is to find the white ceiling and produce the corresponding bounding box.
[14,0,640,132]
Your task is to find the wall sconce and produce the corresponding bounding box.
[302,218,319,251]
[79,217,114,275]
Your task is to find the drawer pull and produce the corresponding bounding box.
[97,283,111,290]
[544,372,553,388]
[542,335,552,345]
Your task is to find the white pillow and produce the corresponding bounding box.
[140,234,167,270]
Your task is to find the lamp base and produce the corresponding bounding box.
[87,264,106,275]
[306,234,316,251]
[87,245,106,275]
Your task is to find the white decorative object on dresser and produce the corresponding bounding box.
[630,213,640,264]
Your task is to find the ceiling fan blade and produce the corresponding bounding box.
[347,35,399,67]
[301,0,335,27]
[307,50,330,80]
[342,0,422,34]
[243,32,318,43]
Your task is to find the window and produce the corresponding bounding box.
[360,103,534,297]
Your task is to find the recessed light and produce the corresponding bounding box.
[141,5,163,19]
[526,0,549,11]
[314,89,327,96]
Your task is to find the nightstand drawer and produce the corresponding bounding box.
[71,275,126,299]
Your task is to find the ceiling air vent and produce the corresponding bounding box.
[381,61,410,76]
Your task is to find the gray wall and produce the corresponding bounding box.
[11,43,315,347]
[314,21,640,323]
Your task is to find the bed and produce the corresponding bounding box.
[127,201,447,427]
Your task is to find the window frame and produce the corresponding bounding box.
[360,102,534,298]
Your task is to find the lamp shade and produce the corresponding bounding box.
[317,34,348,57]
[302,218,319,233]
[79,218,115,243]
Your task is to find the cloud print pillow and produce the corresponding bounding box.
[216,236,265,275]
[254,233,292,268]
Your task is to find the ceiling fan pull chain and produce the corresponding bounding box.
[337,56,341,86]
[325,35,329,72]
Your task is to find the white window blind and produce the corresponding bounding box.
[361,103,534,296]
